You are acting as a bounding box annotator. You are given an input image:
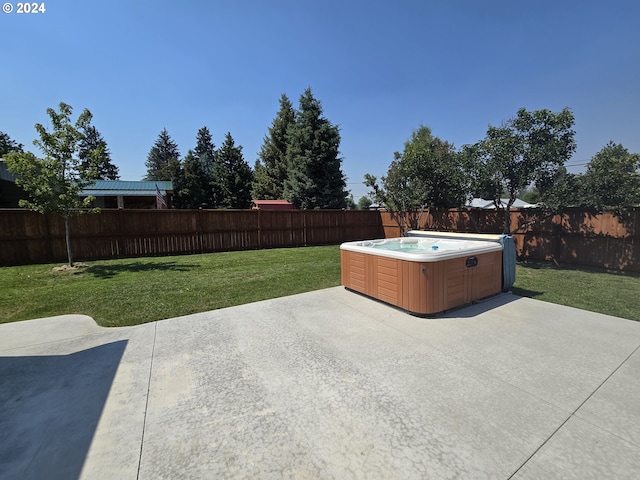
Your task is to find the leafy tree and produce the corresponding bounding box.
[365,126,467,233]
[252,94,296,200]
[4,102,101,266]
[357,195,373,210]
[144,128,180,181]
[215,132,253,209]
[468,107,576,233]
[0,131,23,156]
[284,88,347,209]
[581,142,640,212]
[78,125,119,180]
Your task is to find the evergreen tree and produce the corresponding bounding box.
[252,94,296,199]
[166,157,185,208]
[193,126,217,207]
[79,125,119,180]
[144,128,180,181]
[0,131,23,156]
[174,150,208,208]
[284,88,347,209]
[216,132,253,209]
[194,126,216,175]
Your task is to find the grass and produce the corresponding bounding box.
[513,262,640,321]
[0,245,342,327]
[1,246,639,327]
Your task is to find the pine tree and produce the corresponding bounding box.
[284,88,347,209]
[193,126,217,207]
[144,128,180,181]
[176,151,207,208]
[79,126,119,180]
[252,94,296,199]
[0,131,23,156]
[216,132,253,209]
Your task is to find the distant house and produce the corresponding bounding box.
[251,199,295,210]
[0,162,174,209]
[465,198,536,209]
[0,159,26,208]
[81,180,173,209]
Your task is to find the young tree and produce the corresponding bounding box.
[215,132,253,209]
[365,126,467,233]
[4,102,101,266]
[469,107,576,233]
[78,125,119,180]
[252,93,296,200]
[284,88,347,209]
[144,128,180,181]
[0,131,23,156]
[581,142,640,212]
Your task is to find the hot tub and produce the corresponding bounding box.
[340,233,505,315]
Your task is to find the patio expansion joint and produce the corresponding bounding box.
[136,321,157,480]
[507,341,640,479]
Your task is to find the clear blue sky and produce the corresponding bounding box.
[2,0,639,201]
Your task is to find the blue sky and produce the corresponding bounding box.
[2,0,639,201]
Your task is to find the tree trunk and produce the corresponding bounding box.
[64,215,73,267]
[504,205,512,234]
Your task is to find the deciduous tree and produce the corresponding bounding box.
[468,107,576,233]
[4,102,101,266]
[365,126,467,233]
[581,142,640,213]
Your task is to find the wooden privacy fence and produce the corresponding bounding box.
[0,209,385,266]
[380,208,640,272]
[1,207,638,272]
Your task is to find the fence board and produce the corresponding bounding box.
[380,208,639,272]
[1,208,638,272]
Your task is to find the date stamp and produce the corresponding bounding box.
[3,2,46,14]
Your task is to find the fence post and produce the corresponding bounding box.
[118,208,126,258]
[257,208,262,249]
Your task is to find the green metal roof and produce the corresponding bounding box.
[82,180,173,196]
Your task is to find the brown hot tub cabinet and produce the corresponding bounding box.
[340,235,504,315]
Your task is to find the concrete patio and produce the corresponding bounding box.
[1,287,639,479]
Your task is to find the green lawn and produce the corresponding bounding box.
[0,246,342,327]
[513,262,640,321]
[1,246,638,327]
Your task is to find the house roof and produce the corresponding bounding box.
[251,199,295,210]
[465,197,535,209]
[82,180,173,197]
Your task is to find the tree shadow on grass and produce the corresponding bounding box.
[511,286,544,299]
[86,260,197,279]
[519,260,640,278]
